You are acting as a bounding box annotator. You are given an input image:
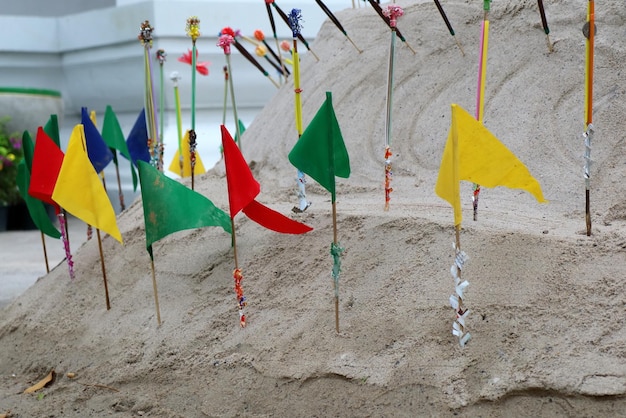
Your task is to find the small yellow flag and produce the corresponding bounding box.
[168,130,206,177]
[435,104,546,226]
[52,124,123,243]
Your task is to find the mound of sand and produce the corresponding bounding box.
[2,1,626,416]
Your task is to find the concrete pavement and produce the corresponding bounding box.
[0,215,85,309]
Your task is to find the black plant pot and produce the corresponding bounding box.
[7,200,38,230]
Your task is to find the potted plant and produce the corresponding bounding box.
[0,116,24,229]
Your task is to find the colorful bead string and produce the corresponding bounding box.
[384,146,393,211]
[233,268,247,327]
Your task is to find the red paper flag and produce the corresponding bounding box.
[242,199,312,234]
[29,127,64,208]
[221,125,312,234]
[221,125,260,218]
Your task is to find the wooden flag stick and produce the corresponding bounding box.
[189,130,197,190]
[472,1,491,221]
[232,40,281,89]
[225,53,243,152]
[272,2,320,61]
[332,201,340,334]
[170,72,184,176]
[368,0,416,55]
[139,22,160,170]
[264,3,288,82]
[57,209,75,280]
[315,0,363,53]
[383,4,403,211]
[231,218,239,269]
[113,153,126,211]
[156,49,166,169]
[150,258,162,326]
[186,17,200,187]
[583,0,595,236]
[40,231,50,273]
[230,217,248,328]
[96,229,111,311]
[222,65,228,126]
[537,0,554,52]
[289,11,310,213]
[433,0,465,56]
[452,224,470,346]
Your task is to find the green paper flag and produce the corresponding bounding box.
[137,160,232,259]
[43,114,61,148]
[288,92,350,202]
[102,105,138,191]
[17,161,61,239]
[22,130,35,170]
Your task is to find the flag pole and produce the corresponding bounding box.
[271,1,320,61]
[113,153,126,211]
[156,49,167,170]
[232,38,281,89]
[95,108,126,211]
[382,5,403,211]
[40,231,50,273]
[289,9,310,213]
[139,21,160,170]
[472,1,491,221]
[170,71,184,176]
[433,0,465,56]
[230,218,248,328]
[218,30,243,153]
[189,130,197,190]
[222,65,229,126]
[451,224,470,347]
[254,30,290,81]
[331,201,340,333]
[150,258,162,326]
[368,0,416,55]
[315,0,362,53]
[96,229,111,311]
[583,0,595,236]
[185,17,201,188]
[537,0,554,53]
[326,91,343,334]
[449,109,470,346]
[57,208,75,280]
[264,2,288,83]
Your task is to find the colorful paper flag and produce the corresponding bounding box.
[81,107,113,173]
[221,125,312,234]
[167,130,206,177]
[52,124,123,243]
[43,114,61,148]
[102,105,138,190]
[28,127,64,207]
[288,92,350,202]
[435,104,546,226]
[126,108,151,166]
[21,130,35,170]
[137,160,231,258]
[16,161,61,239]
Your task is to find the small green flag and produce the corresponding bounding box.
[102,105,138,191]
[43,114,61,148]
[17,161,61,239]
[288,91,350,202]
[138,161,232,259]
[22,130,35,171]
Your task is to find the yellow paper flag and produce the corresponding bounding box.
[168,130,206,177]
[435,104,546,226]
[52,124,123,243]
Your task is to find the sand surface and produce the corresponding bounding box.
[2,1,626,416]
